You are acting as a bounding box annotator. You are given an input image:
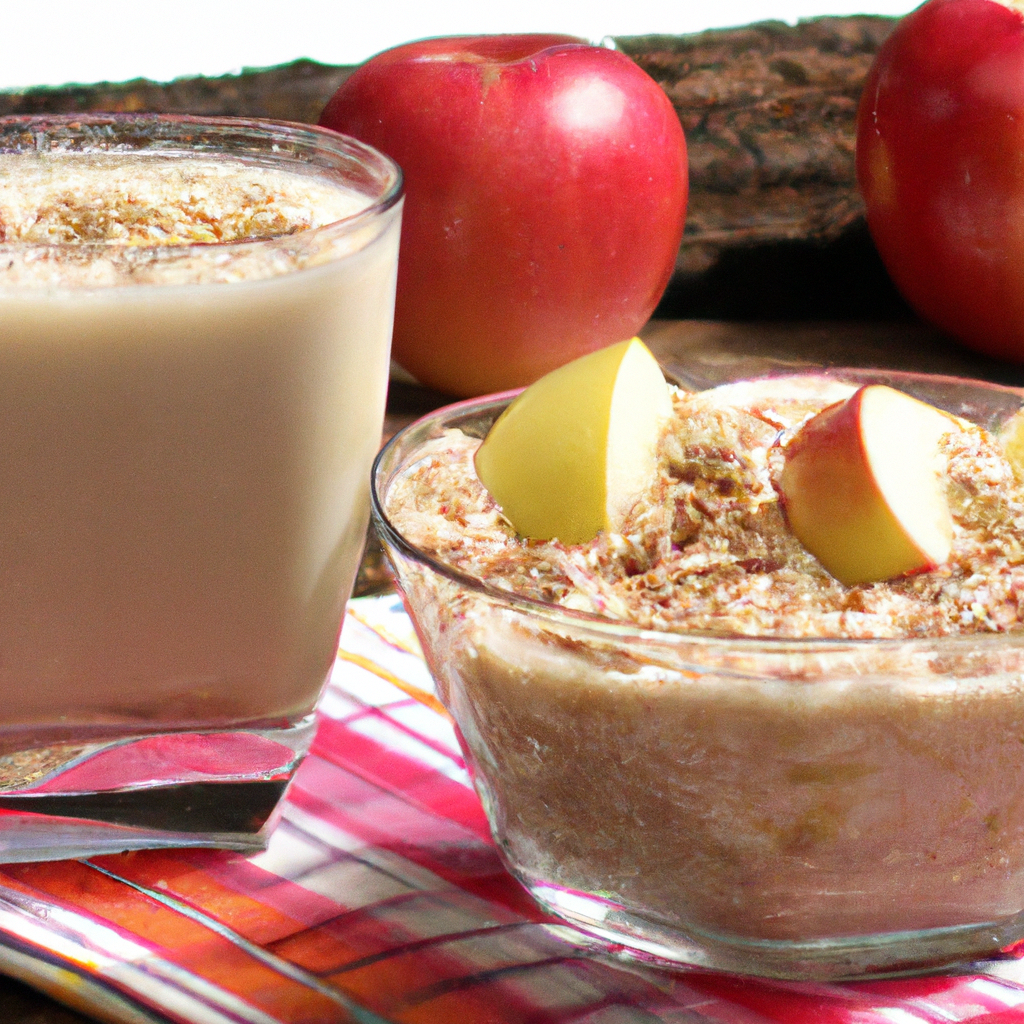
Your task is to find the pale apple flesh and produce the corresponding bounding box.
[474,337,671,544]
[999,407,1024,472]
[779,384,955,587]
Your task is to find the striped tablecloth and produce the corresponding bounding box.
[0,594,1023,1024]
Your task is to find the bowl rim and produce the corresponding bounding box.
[371,366,1024,654]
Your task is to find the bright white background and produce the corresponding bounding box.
[3,0,919,91]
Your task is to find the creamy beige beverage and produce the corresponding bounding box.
[380,374,1024,971]
[0,149,400,744]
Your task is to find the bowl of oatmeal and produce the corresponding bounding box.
[371,367,1024,980]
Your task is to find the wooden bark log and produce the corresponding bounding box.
[0,59,353,125]
[617,17,904,318]
[0,18,902,319]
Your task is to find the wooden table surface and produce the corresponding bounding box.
[7,317,1024,1023]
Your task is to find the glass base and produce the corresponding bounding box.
[524,880,1024,981]
[0,715,315,862]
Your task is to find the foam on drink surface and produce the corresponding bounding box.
[0,153,376,287]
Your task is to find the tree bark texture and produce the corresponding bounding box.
[618,17,905,318]
[0,18,903,320]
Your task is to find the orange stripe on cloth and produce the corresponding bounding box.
[0,860,345,1022]
[335,650,451,721]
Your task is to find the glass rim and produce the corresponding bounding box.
[371,366,1024,656]
[0,112,404,254]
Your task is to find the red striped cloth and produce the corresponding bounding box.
[0,594,1022,1024]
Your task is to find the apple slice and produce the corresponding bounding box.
[999,408,1024,473]
[779,384,955,586]
[474,338,671,543]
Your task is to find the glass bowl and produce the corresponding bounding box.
[371,367,1024,981]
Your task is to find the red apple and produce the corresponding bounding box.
[319,35,688,397]
[857,0,1024,362]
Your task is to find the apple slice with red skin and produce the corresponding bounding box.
[779,385,955,586]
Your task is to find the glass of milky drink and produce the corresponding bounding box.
[373,365,1024,980]
[0,115,401,860]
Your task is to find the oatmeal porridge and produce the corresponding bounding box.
[379,373,1024,958]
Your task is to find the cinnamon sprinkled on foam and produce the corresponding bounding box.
[0,153,370,287]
